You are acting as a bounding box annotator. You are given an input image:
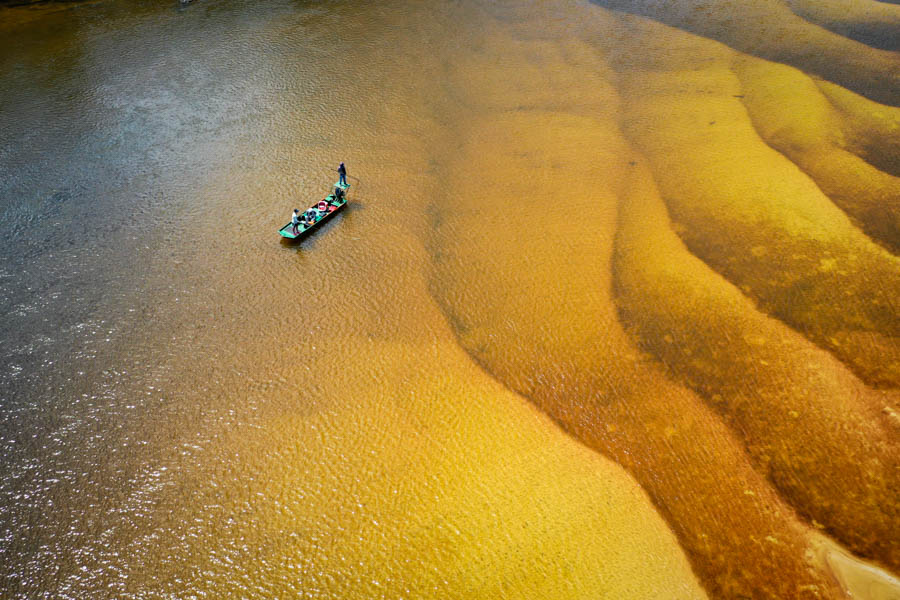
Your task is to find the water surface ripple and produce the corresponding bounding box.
[0,1,898,599]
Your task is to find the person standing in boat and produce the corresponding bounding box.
[291,209,302,235]
[337,162,347,187]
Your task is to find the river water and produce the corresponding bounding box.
[1,1,898,599]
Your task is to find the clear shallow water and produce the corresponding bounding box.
[0,1,898,598]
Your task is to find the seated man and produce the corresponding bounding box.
[333,185,345,203]
[304,208,318,226]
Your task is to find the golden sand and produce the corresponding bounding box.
[614,159,900,569]
[732,57,900,254]
[120,342,707,599]
[425,2,900,596]
[89,4,709,597]
[591,0,900,105]
[427,108,844,597]
[604,16,900,389]
[4,1,898,598]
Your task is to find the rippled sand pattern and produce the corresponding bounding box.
[592,0,900,105]
[427,1,900,598]
[0,0,898,599]
[608,18,900,389]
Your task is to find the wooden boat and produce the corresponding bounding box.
[279,182,350,240]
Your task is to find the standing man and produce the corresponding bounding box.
[337,162,347,187]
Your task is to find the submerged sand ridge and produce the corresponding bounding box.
[590,0,900,105]
[614,160,900,571]
[117,341,709,599]
[732,57,900,255]
[428,1,900,597]
[605,16,900,390]
[0,2,709,598]
[80,19,710,591]
[1,0,899,598]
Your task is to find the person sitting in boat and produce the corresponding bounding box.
[333,185,345,202]
[304,208,318,226]
[291,209,302,235]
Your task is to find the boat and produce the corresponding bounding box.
[279,181,350,240]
